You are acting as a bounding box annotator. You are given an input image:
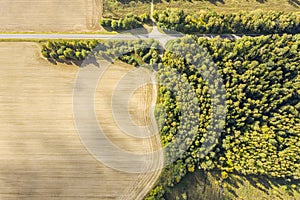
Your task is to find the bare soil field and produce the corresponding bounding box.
[0,0,102,32]
[0,42,162,199]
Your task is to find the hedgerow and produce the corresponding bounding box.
[100,13,150,31]
[41,39,161,67]
[153,9,300,34]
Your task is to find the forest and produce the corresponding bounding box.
[145,34,300,199]
[154,9,300,34]
[100,9,300,34]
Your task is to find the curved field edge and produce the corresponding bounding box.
[38,37,300,199]
[0,41,163,199]
[39,39,164,199]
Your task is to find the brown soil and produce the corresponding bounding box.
[0,42,162,199]
[0,0,102,32]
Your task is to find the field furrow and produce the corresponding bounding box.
[0,42,162,199]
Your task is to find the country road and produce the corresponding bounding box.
[0,33,147,39]
[0,31,185,47]
[0,32,185,40]
[0,32,243,43]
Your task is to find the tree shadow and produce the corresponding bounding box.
[224,173,299,199]
[256,0,268,3]
[226,174,240,189]
[47,57,83,67]
[246,175,270,193]
[206,0,225,5]
[101,24,149,34]
[116,0,153,4]
[165,169,222,200]
[288,0,300,7]
[100,25,115,32]
[120,26,150,35]
[227,188,238,198]
[80,54,103,68]
[47,58,58,65]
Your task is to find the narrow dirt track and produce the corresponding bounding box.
[0,42,162,199]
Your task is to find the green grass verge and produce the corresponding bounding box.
[104,0,300,19]
[154,0,300,13]
[104,0,151,18]
[166,170,300,200]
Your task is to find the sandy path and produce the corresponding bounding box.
[0,42,162,199]
[0,0,102,32]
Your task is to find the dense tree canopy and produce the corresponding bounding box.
[100,13,150,31]
[146,34,300,199]
[41,39,161,67]
[153,9,300,34]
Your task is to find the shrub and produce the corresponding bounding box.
[100,13,150,31]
